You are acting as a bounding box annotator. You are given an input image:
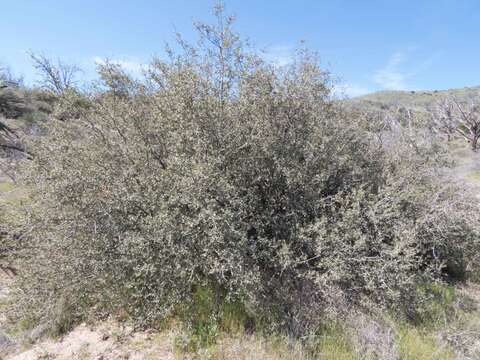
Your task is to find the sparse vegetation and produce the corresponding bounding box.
[430,97,480,151]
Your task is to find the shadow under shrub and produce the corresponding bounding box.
[8,5,480,338]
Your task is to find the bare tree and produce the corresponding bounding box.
[28,52,81,94]
[430,97,480,151]
[429,98,458,142]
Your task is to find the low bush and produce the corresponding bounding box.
[7,5,480,337]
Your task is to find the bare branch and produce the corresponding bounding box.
[29,52,81,94]
[429,96,480,151]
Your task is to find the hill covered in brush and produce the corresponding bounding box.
[350,86,480,113]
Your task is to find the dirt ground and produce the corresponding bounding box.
[6,322,176,360]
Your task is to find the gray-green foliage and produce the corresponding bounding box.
[9,6,480,336]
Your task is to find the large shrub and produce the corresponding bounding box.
[10,7,480,335]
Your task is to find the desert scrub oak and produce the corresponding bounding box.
[8,4,480,336]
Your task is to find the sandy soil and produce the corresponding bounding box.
[6,323,175,360]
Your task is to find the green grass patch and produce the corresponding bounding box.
[316,323,358,360]
[413,283,456,329]
[175,287,359,358]
[397,326,454,360]
[176,286,254,352]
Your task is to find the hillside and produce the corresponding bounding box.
[352,85,480,191]
[353,86,480,110]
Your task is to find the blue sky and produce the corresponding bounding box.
[1,0,479,96]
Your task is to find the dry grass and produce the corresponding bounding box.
[0,180,27,207]
[178,330,359,360]
[4,281,480,360]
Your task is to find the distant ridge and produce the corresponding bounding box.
[352,86,480,109]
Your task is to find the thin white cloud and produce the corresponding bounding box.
[93,56,146,75]
[372,51,411,90]
[263,45,294,67]
[335,83,372,98]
